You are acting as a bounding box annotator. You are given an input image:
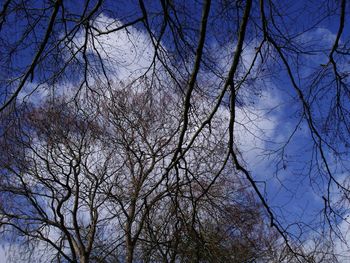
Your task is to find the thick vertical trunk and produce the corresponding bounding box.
[126,205,135,263]
[126,235,134,263]
[80,255,88,263]
[72,242,89,263]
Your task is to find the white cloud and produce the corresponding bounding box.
[334,218,350,262]
[75,14,157,82]
[0,245,8,263]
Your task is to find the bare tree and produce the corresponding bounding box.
[0,86,280,262]
[1,0,350,262]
